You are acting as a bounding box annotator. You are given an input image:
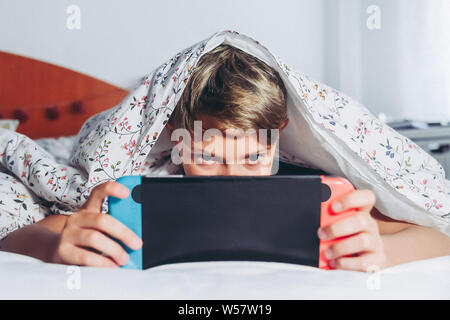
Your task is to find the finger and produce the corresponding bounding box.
[331,189,376,213]
[83,181,130,212]
[74,229,130,266]
[74,212,142,250]
[324,232,376,260]
[319,211,377,240]
[331,254,381,272]
[57,243,118,268]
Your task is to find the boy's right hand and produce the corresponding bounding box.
[51,181,143,267]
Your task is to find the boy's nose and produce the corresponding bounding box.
[220,164,244,176]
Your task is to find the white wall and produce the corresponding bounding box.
[1,0,449,122]
[324,0,450,122]
[0,0,326,89]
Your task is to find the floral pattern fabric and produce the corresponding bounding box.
[0,30,449,240]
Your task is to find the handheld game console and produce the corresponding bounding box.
[108,175,358,270]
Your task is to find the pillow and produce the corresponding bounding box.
[0,119,19,131]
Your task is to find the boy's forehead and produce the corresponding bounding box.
[193,130,260,145]
[188,114,274,153]
[196,114,266,137]
[191,130,272,157]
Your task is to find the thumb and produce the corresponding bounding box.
[82,181,129,212]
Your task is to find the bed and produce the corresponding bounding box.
[0,51,449,300]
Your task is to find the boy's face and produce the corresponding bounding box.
[168,115,287,176]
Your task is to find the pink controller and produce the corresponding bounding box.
[319,176,359,270]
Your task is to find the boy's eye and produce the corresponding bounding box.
[195,153,220,164]
[247,153,262,164]
[202,153,214,162]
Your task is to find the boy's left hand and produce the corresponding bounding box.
[317,189,387,272]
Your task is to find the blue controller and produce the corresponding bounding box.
[108,175,143,269]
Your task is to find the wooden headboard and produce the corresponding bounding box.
[0,51,129,139]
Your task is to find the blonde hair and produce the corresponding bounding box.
[169,44,288,143]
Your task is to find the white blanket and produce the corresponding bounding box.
[0,251,448,299]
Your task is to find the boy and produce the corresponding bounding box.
[1,44,449,271]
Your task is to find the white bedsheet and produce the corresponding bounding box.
[0,251,448,299]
